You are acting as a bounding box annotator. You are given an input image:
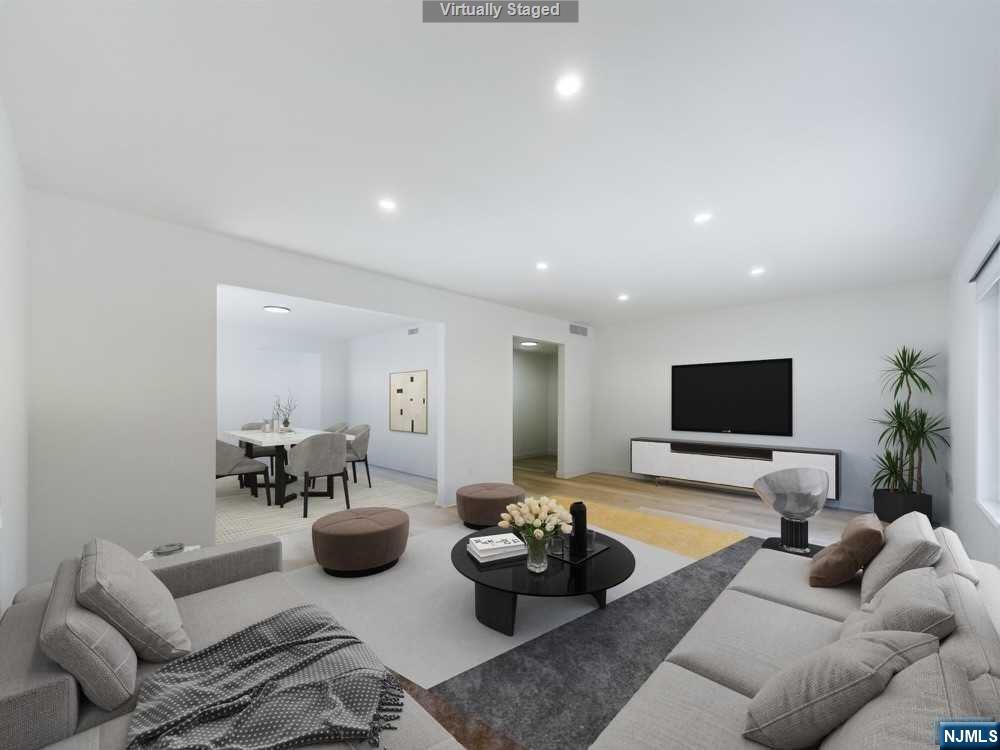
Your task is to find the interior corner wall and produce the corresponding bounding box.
[947,180,1000,563]
[25,190,594,580]
[0,95,27,606]
[591,280,948,513]
[347,324,440,479]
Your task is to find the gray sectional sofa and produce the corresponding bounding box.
[593,521,1000,749]
[0,537,460,750]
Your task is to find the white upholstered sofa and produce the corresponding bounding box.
[0,537,460,750]
[593,518,1000,749]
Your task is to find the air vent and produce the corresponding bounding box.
[569,323,588,336]
[408,328,419,335]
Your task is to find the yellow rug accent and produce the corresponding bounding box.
[544,495,747,560]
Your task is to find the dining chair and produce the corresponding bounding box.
[324,422,349,433]
[287,433,350,518]
[215,440,271,505]
[240,421,277,476]
[345,424,372,488]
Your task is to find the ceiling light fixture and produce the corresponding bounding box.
[617,293,630,302]
[536,261,549,271]
[693,212,713,225]
[555,72,583,99]
[521,341,539,347]
[263,305,291,314]
[749,266,766,277]
[377,197,398,213]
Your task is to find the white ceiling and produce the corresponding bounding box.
[3,1,1000,325]
[218,285,422,349]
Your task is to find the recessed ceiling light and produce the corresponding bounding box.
[377,197,398,213]
[617,293,630,302]
[693,212,713,225]
[749,266,766,277]
[263,305,291,314]
[555,72,583,99]
[536,261,549,271]
[521,341,539,347]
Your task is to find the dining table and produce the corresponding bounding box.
[223,428,354,506]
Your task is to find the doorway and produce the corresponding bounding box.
[512,336,559,479]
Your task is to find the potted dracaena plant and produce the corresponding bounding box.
[872,347,949,522]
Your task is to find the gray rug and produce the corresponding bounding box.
[431,536,763,750]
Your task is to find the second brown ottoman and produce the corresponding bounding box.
[312,508,409,577]
[456,482,526,529]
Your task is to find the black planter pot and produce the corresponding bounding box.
[873,489,932,523]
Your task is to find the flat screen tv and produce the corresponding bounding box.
[671,358,792,436]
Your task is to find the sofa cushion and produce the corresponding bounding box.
[860,511,941,603]
[77,538,191,662]
[939,573,1000,679]
[39,560,137,710]
[592,662,757,750]
[840,568,955,640]
[0,597,79,750]
[820,653,982,749]
[667,590,841,697]
[970,673,1000,720]
[174,571,307,650]
[76,570,308,732]
[744,631,939,749]
[727,549,860,621]
[810,514,884,588]
[934,527,980,584]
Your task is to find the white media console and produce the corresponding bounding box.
[630,438,841,501]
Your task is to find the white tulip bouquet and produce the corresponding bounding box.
[498,496,573,572]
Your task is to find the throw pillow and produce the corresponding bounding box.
[809,513,884,588]
[821,653,983,749]
[77,538,191,662]
[39,559,138,709]
[743,630,939,749]
[934,527,981,584]
[860,511,941,603]
[839,568,954,639]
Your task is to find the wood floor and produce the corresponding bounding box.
[513,455,859,546]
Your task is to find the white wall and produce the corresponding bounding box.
[26,191,594,579]
[513,350,557,458]
[947,180,1000,563]
[216,332,322,437]
[347,324,441,479]
[320,341,348,430]
[592,281,949,512]
[0,95,27,606]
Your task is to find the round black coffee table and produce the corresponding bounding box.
[451,527,636,635]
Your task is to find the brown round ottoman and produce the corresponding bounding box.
[312,508,409,577]
[456,482,526,529]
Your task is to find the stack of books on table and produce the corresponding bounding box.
[467,533,526,563]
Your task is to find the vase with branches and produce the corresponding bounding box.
[273,392,298,430]
[872,346,949,520]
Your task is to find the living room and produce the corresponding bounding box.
[2,2,1000,749]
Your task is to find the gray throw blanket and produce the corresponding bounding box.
[126,604,404,750]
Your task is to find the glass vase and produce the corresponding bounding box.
[525,535,548,573]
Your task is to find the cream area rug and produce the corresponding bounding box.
[214,470,436,543]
